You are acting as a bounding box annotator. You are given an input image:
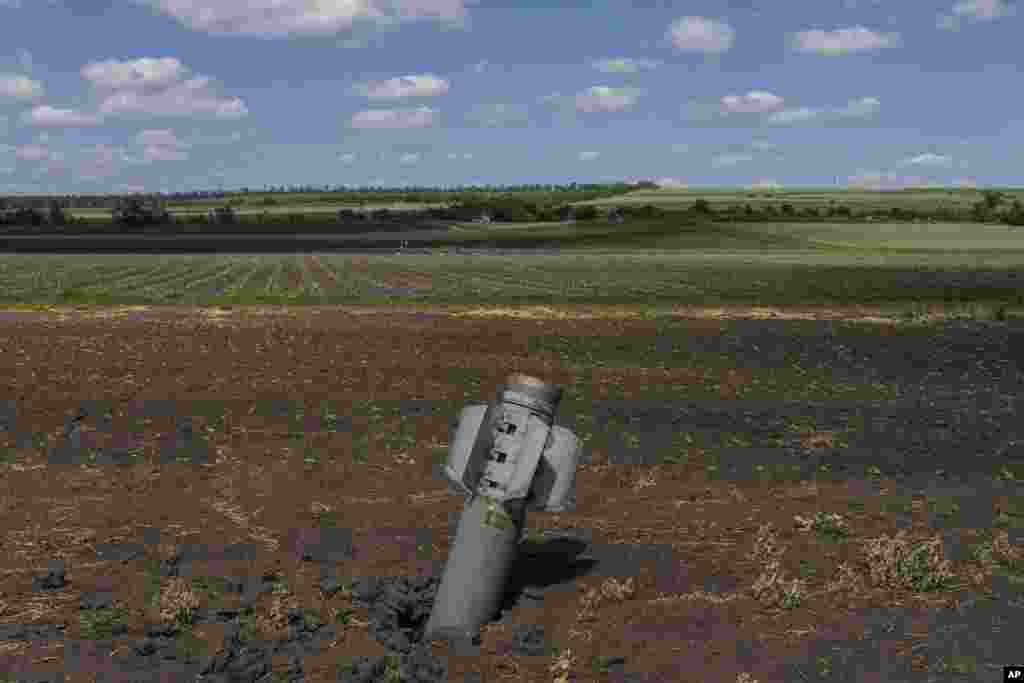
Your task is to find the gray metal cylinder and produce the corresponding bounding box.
[423,494,526,642]
[499,374,562,418]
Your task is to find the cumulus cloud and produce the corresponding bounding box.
[847,171,928,189]
[578,151,600,161]
[721,91,784,113]
[82,57,187,90]
[768,96,880,125]
[712,153,754,167]
[131,0,468,37]
[767,107,818,124]
[349,106,438,129]
[464,102,530,128]
[791,26,900,54]
[591,57,660,73]
[84,58,247,120]
[573,86,641,113]
[136,128,190,162]
[903,152,953,166]
[351,74,449,99]
[938,0,1015,29]
[667,16,735,52]
[101,80,247,119]
[15,144,49,161]
[688,94,879,127]
[0,73,43,100]
[21,105,102,127]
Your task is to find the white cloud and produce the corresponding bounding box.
[339,152,356,164]
[591,57,660,73]
[464,102,529,127]
[768,97,879,125]
[352,74,449,99]
[655,177,688,188]
[938,0,1015,29]
[184,129,243,146]
[578,151,600,161]
[22,105,102,127]
[100,80,247,120]
[0,73,43,100]
[142,145,189,162]
[791,26,900,54]
[82,57,187,90]
[398,152,420,165]
[667,16,735,53]
[903,152,953,167]
[15,144,49,161]
[721,91,784,113]
[573,86,640,113]
[712,153,754,167]
[847,171,927,189]
[349,106,438,129]
[132,0,468,37]
[767,107,818,124]
[85,58,247,120]
[835,96,881,118]
[136,129,190,162]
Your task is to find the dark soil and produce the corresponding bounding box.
[0,305,1022,683]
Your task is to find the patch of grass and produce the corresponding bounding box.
[78,606,131,640]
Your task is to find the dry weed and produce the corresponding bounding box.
[747,522,786,565]
[155,576,201,626]
[576,576,636,623]
[860,531,956,592]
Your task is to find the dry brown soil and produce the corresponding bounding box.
[0,304,1016,683]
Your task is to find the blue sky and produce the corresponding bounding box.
[0,0,1019,194]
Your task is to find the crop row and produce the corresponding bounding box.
[0,252,1022,307]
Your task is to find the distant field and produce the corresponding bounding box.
[727,221,1024,251]
[67,201,451,218]
[580,187,1024,212]
[1,244,1022,309]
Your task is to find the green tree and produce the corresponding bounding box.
[692,198,712,214]
[982,190,1005,211]
[48,200,67,226]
